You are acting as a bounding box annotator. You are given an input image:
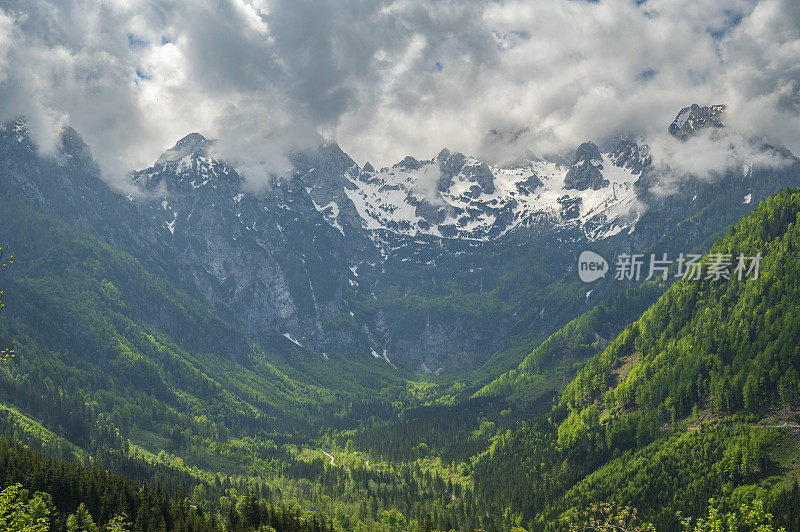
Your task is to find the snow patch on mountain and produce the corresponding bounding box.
[342,150,642,241]
[131,131,646,248]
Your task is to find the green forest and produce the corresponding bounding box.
[4,182,800,531]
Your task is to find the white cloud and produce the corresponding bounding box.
[411,164,444,206]
[648,128,792,187]
[0,0,797,189]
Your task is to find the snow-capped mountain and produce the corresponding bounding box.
[129,132,377,356]
[280,136,647,245]
[1,104,797,372]
[668,104,726,140]
[126,104,741,256]
[338,140,644,242]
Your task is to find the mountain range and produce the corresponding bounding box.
[2,103,800,530]
[2,104,796,375]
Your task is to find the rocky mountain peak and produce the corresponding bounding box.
[133,133,240,195]
[57,126,99,173]
[574,141,602,163]
[435,149,467,192]
[668,103,726,141]
[426,148,497,195]
[291,141,357,179]
[155,133,213,166]
[608,137,651,175]
[58,126,92,159]
[564,141,608,191]
[461,160,495,194]
[394,156,422,170]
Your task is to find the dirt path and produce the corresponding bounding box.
[685,422,800,431]
[320,451,378,471]
[759,422,800,429]
[322,450,335,466]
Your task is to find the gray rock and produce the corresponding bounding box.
[668,104,726,141]
[462,161,495,194]
[394,156,422,170]
[608,137,651,175]
[435,149,466,191]
[557,195,582,219]
[515,173,543,194]
[564,141,608,191]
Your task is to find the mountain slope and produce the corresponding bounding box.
[1,111,800,530]
[472,189,800,530]
[0,197,410,472]
[477,150,800,399]
[2,105,798,375]
[560,189,800,425]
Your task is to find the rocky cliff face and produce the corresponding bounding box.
[1,103,797,373]
[131,135,378,356]
[668,104,726,140]
[0,119,174,265]
[564,142,609,191]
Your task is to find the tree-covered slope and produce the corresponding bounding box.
[472,189,800,530]
[474,159,800,401]
[0,435,348,532]
[559,188,800,432]
[473,280,666,404]
[0,198,409,471]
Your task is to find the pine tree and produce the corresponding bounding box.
[0,245,14,363]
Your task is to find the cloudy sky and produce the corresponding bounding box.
[0,0,798,187]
